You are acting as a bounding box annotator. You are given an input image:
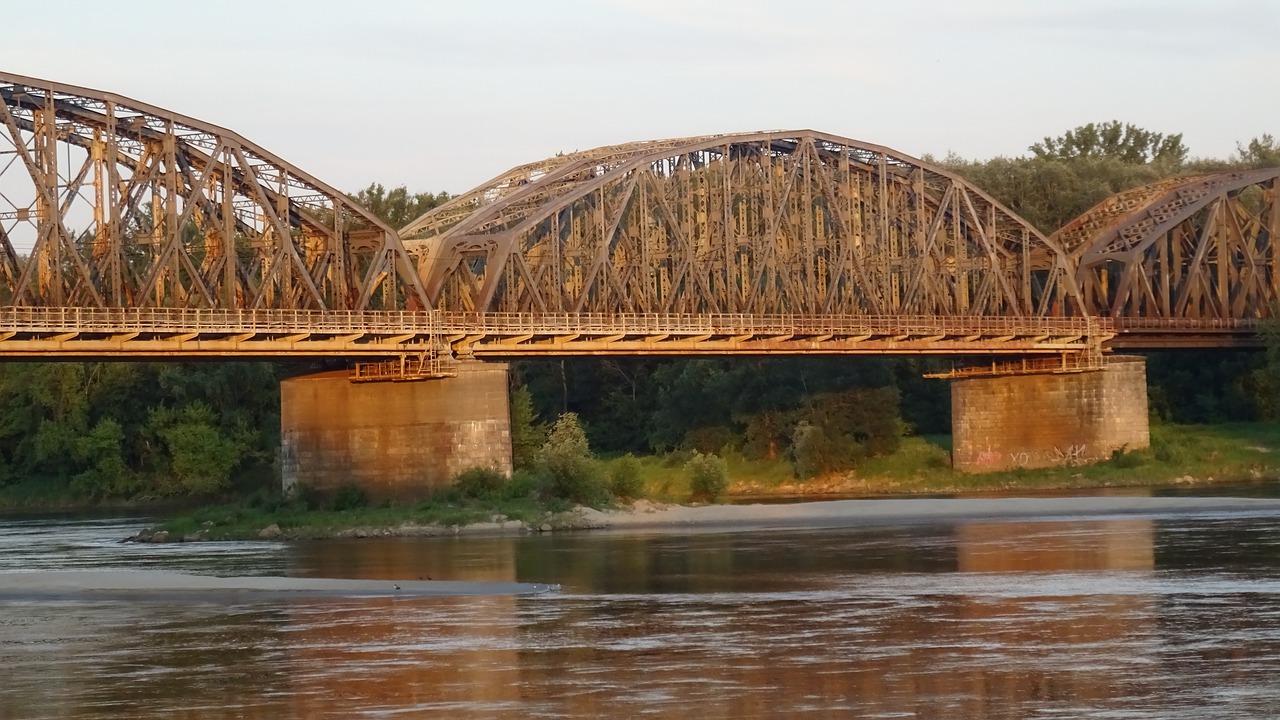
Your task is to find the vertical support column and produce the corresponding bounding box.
[280,362,512,500]
[951,357,1150,472]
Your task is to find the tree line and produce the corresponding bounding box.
[1,126,1278,504]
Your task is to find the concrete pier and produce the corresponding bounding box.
[280,362,512,500]
[951,356,1150,472]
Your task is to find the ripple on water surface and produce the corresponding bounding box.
[4,508,1280,718]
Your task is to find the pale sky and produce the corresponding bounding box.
[9,0,1278,196]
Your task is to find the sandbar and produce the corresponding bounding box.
[576,495,1280,533]
[0,569,557,600]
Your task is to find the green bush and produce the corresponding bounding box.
[330,483,368,511]
[1108,445,1146,469]
[685,452,729,502]
[1152,435,1189,465]
[499,469,544,501]
[610,454,644,501]
[453,466,508,499]
[538,413,609,506]
[542,453,609,506]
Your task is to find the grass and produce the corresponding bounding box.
[151,491,560,541]
[606,422,1280,501]
[144,421,1280,541]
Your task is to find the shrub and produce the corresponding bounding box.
[542,453,609,506]
[1152,435,1189,465]
[499,469,544,501]
[683,426,736,455]
[331,483,368,511]
[685,452,729,502]
[610,454,644,501]
[453,466,508,499]
[791,422,855,479]
[538,413,609,506]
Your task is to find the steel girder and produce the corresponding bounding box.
[402,131,1083,317]
[0,72,428,311]
[1053,169,1280,320]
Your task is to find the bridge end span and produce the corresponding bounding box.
[951,356,1149,472]
[280,363,512,501]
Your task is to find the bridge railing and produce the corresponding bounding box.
[1112,317,1258,331]
[431,312,1107,336]
[0,307,440,333]
[0,306,1111,337]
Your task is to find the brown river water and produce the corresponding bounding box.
[3,501,1280,718]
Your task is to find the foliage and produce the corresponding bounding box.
[685,452,729,502]
[330,483,369,511]
[1257,313,1280,421]
[150,402,253,496]
[1147,350,1268,423]
[789,387,903,478]
[939,153,1167,235]
[453,466,509,499]
[1232,135,1280,169]
[350,183,450,228]
[609,454,644,501]
[70,419,133,498]
[537,412,609,506]
[509,385,545,471]
[0,362,283,504]
[1029,121,1187,166]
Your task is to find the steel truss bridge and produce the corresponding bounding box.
[0,72,1271,362]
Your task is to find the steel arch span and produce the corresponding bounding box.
[402,131,1084,318]
[0,72,427,311]
[1054,169,1280,322]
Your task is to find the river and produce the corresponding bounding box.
[3,502,1280,718]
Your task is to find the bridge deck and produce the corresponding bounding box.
[0,308,1117,359]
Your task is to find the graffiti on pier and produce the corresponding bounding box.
[973,448,1002,467]
[1007,443,1093,468]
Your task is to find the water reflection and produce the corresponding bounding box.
[281,540,521,717]
[4,512,1280,718]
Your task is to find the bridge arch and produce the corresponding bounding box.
[0,72,427,310]
[1052,169,1280,319]
[403,131,1082,316]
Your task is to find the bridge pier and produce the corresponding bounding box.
[279,362,512,501]
[951,356,1150,472]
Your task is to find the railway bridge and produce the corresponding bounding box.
[1,72,1276,494]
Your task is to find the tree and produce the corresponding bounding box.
[149,402,253,496]
[509,385,545,471]
[941,153,1168,234]
[1232,135,1280,168]
[351,183,450,228]
[1030,121,1187,166]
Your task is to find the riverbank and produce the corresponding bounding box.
[135,494,1280,544]
[97,421,1280,541]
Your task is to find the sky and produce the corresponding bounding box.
[9,0,1278,196]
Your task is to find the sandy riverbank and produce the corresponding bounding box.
[568,495,1280,532]
[263,495,1280,541]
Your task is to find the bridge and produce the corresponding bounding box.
[0,72,1272,363]
[1,71,1275,489]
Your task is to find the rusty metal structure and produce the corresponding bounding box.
[0,71,1271,360]
[0,71,427,313]
[1053,170,1280,347]
[403,130,1082,318]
